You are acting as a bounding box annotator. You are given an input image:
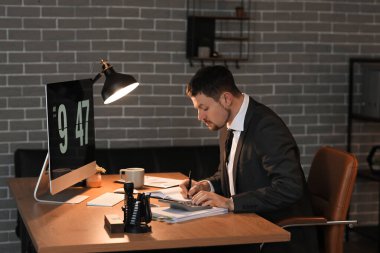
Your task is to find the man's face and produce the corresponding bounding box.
[190,93,230,131]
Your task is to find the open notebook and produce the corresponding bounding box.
[147,186,188,202]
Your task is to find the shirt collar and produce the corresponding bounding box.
[227,93,249,132]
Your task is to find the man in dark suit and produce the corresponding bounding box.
[180,66,318,253]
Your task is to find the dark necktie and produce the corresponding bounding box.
[225,129,234,165]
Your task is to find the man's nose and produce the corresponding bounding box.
[198,110,204,121]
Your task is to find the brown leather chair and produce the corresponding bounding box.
[277,146,358,253]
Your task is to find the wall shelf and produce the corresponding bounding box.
[190,15,249,20]
[214,36,249,41]
[186,0,251,68]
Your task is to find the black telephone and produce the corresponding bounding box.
[122,182,152,233]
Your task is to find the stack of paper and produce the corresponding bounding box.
[151,206,228,223]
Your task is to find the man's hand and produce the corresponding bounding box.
[191,191,234,211]
[179,180,210,199]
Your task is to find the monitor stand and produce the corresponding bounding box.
[34,154,90,204]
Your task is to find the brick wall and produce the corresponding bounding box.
[1,0,380,251]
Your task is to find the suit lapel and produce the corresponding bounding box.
[232,131,244,188]
[221,127,231,197]
[232,97,255,191]
[222,162,231,197]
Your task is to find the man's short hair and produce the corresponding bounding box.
[186,66,241,101]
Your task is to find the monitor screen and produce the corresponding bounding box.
[45,79,96,195]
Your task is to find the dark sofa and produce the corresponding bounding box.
[13,145,219,253]
[14,145,219,179]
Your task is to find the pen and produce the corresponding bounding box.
[187,170,192,198]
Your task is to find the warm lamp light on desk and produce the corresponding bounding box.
[34,59,140,204]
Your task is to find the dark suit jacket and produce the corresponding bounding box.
[207,97,319,253]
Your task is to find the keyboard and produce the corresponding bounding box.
[159,199,212,212]
[87,192,124,207]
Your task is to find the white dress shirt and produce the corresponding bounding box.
[226,93,249,196]
[206,93,249,196]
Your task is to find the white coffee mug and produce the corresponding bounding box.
[119,168,145,189]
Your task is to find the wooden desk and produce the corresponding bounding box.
[9,173,290,253]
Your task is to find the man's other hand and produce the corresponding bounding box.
[192,191,234,211]
[179,180,210,199]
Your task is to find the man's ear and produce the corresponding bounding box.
[221,92,233,107]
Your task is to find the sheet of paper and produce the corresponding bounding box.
[115,176,183,188]
[144,176,183,188]
[86,192,124,207]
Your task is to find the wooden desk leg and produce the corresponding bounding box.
[378,183,380,253]
[19,216,36,253]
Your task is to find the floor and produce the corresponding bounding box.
[344,226,378,253]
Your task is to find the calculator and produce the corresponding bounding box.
[158,199,212,212]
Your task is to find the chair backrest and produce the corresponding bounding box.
[308,146,358,253]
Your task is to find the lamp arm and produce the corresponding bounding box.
[92,72,103,84]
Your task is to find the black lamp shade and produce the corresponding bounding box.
[101,65,139,104]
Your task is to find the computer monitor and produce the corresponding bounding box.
[34,79,97,204]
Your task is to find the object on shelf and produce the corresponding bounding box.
[186,16,215,60]
[212,51,220,58]
[235,6,245,18]
[367,146,380,175]
[198,46,211,58]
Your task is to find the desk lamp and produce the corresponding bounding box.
[34,59,140,205]
[92,59,140,104]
